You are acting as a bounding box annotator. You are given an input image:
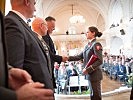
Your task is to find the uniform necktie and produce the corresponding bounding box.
[88,42,92,47]
[40,38,52,76]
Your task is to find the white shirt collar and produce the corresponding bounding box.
[11,10,27,23]
[89,38,95,43]
[35,32,42,40]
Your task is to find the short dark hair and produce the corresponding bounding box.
[45,16,56,21]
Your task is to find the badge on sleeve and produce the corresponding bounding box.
[96,45,102,50]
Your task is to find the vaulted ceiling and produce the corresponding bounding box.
[35,0,115,35]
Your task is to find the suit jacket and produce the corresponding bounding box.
[68,39,103,82]
[43,33,56,54]
[0,11,17,100]
[5,11,53,89]
[42,33,62,66]
[43,31,62,88]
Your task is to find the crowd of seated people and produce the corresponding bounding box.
[54,61,85,93]
[102,54,132,85]
[54,54,133,93]
[54,61,83,81]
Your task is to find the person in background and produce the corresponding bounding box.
[117,60,127,82]
[68,26,103,100]
[0,10,54,100]
[54,62,60,80]
[5,0,54,93]
[42,16,67,88]
[76,60,83,75]
[129,58,133,73]
[58,62,67,80]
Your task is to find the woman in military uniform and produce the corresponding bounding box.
[68,26,103,100]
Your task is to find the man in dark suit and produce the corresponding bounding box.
[43,16,56,54]
[5,0,54,91]
[0,10,54,100]
[42,16,67,88]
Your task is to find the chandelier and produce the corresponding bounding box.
[69,15,85,24]
[69,4,85,24]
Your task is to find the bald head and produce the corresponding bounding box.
[10,0,36,19]
[10,0,24,8]
[32,17,48,36]
[32,17,45,30]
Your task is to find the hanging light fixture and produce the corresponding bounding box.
[69,4,85,24]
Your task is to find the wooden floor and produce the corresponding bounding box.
[55,72,131,100]
[102,73,121,93]
[101,73,131,100]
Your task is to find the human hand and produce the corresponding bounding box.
[82,68,88,75]
[62,56,68,62]
[16,82,54,100]
[9,68,33,90]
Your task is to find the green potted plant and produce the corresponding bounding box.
[126,73,133,87]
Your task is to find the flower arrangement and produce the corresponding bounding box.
[73,89,90,95]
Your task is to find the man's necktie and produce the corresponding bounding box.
[40,38,52,76]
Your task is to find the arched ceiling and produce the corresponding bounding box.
[35,0,115,35]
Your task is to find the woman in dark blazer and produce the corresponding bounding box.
[68,26,103,100]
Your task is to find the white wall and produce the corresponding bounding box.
[5,0,11,15]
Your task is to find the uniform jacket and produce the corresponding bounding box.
[0,11,17,100]
[68,39,103,82]
[5,11,53,89]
